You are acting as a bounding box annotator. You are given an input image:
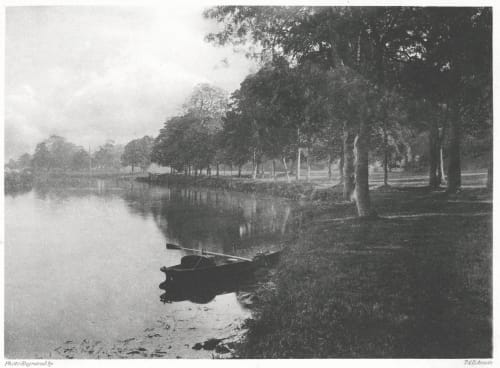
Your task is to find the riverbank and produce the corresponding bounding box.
[33,170,144,182]
[139,173,342,201]
[140,171,488,201]
[5,170,143,195]
[236,186,492,358]
[5,171,145,196]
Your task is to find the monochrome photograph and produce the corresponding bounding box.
[3,2,493,363]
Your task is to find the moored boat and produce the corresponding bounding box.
[160,250,280,285]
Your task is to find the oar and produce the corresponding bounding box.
[166,243,252,262]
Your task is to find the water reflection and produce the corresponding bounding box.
[22,178,293,260]
[25,178,293,260]
[159,275,254,305]
[120,182,293,258]
[7,178,291,358]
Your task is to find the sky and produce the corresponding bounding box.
[5,5,257,159]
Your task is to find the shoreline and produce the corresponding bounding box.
[138,173,343,201]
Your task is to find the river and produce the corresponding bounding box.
[4,179,294,358]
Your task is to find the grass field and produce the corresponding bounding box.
[237,179,492,358]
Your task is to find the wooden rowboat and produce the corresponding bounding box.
[160,251,280,285]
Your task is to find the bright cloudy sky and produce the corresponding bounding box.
[5,5,257,159]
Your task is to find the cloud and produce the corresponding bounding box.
[61,60,205,144]
[5,6,255,158]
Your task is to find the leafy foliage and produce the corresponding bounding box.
[152,84,229,172]
[121,136,154,172]
[92,141,123,171]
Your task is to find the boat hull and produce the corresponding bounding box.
[161,260,255,285]
[160,251,281,286]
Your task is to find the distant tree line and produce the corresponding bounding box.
[6,135,153,174]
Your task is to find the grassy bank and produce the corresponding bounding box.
[139,173,342,201]
[237,186,492,358]
[33,170,145,180]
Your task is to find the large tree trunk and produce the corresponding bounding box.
[282,157,291,183]
[354,121,373,217]
[447,114,461,193]
[343,128,355,200]
[429,121,440,188]
[272,160,276,181]
[238,165,242,178]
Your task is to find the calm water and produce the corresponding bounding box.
[5,180,293,358]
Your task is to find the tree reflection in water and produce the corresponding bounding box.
[121,182,294,258]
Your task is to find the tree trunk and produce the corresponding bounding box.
[306,149,311,182]
[131,165,134,173]
[272,160,276,180]
[383,152,388,186]
[282,157,290,183]
[327,153,332,180]
[403,142,412,170]
[216,163,219,177]
[339,144,344,184]
[296,147,301,181]
[447,114,461,193]
[439,145,446,184]
[383,129,388,186]
[252,149,257,179]
[296,127,301,181]
[343,128,355,200]
[238,165,242,178]
[354,120,373,217]
[429,121,440,188]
